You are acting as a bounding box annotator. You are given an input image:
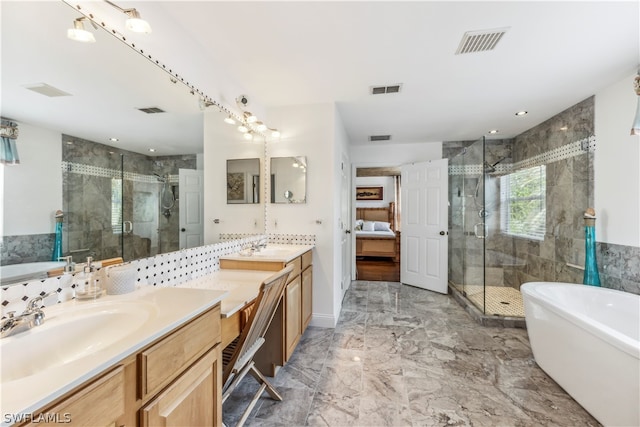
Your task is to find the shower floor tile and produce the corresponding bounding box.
[463,285,525,317]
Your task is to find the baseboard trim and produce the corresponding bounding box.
[309,313,336,328]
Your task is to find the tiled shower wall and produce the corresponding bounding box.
[62,135,196,261]
[445,96,640,296]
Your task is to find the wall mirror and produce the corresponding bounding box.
[1,2,213,285]
[270,156,307,204]
[227,159,261,204]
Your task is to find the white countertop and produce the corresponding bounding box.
[0,286,227,425]
[177,269,275,318]
[220,244,314,264]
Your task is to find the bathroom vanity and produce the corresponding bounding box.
[1,287,226,427]
[219,244,314,375]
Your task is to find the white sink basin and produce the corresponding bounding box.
[252,247,292,257]
[0,300,156,382]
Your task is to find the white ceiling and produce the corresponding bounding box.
[2,1,638,155]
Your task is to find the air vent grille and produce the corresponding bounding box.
[138,107,165,114]
[455,27,509,54]
[370,84,402,95]
[24,83,71,97]
[369,135,392,142]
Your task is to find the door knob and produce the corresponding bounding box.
[181,228,186,232]
[439,231,448,236]
[345,230,351,234]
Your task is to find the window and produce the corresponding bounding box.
[500,165,546,240]
[111,178,122,234]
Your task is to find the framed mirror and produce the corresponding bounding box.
[227,159,261,204]
[1,2,207,285]
[270,156,307,204]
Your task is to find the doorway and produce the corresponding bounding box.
[353,166,401,282]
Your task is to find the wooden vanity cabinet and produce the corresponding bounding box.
[22,366,125,427]
[220,249,313,375]
[22,305,222,427]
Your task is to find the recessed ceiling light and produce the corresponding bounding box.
[148,148,156,152]
[515,111,528,116]
[488,129,499,134]
[109,137,119,142]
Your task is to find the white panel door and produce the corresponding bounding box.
[401,159,448,293]
[341,153,352,298]
[179,169,204,249]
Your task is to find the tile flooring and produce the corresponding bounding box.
[223,281,600,426]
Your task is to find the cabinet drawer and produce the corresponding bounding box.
[285,257,301,283]
[24,366,125,427]
[301,250,312,270]
[139,305,220,399]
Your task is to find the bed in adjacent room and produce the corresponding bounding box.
[355,202,400,261]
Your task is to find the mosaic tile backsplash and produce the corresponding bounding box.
[1,234,315,318]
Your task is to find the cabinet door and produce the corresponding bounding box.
[285,275,302,360]
[141,346,221,427]
[24,366,124,427]
[302,266,312,331]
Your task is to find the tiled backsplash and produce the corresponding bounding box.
[1,234,315,318]
[597,242,640,295]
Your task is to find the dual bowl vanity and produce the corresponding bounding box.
[0,244,313,427]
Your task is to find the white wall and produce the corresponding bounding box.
[355,176,394,208]
[203,113,265,242]
[266,103,341,327]
[350,141,443,166]
[2,122,62,236]
[595,73,640,247]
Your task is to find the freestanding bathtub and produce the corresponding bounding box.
[521,282,639,427]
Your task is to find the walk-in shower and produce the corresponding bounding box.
[448,130,594,325]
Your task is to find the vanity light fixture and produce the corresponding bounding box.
[67,17,96,43]
[237,125,249,133]
[104,0,152,34]
[199,98,214,110]
[631,72,640,136]
[243,112,257,123]
[268,128,281,138]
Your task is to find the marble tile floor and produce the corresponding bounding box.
[223,280,600,427]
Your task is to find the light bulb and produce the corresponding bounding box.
[238,125,248,133]
[244,132,253,140]
[224,116,236,125]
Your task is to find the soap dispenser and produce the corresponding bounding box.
[75,256,102,300]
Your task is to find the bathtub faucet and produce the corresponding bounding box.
[0,291,56,338]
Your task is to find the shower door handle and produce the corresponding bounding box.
[123,221,133,235]
[473,222,486,239]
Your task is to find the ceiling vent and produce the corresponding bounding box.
[369,135,392,142]
[138,107,165,114]
[370,84,402,95]
[455,27,509,55]
[23,83,71,97]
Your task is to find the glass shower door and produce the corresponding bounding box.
[63,143,124,263]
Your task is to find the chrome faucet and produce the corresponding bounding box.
[252,238,268,252]
[0,291,56,338]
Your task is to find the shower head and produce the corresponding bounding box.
[484,157,508,173]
